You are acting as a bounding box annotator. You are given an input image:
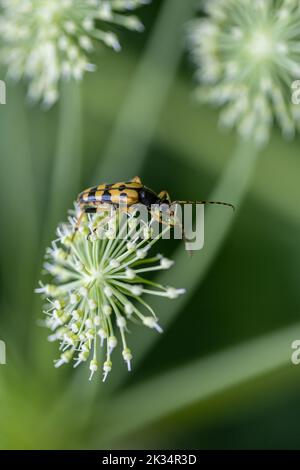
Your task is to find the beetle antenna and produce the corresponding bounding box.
[171,200,235,211]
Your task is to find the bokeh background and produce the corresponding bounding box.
[1,0,300,450]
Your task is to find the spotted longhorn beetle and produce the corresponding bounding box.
[75,176,234,236]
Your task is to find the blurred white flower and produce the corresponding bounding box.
[188,0,300,146]
[36,208,185,382]
[0,0,150,106]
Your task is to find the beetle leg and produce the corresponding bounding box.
[150,207,175,227]
[157,190,171,204]
[150,206,192,254]
[71,209,86,242]
[86,204,116,239]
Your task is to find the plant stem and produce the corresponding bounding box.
[95,0,199,182]
[40,0,198,423]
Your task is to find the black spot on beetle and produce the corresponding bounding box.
[85,207,97,213]
[88,188,97,201]
[101,190,112,203]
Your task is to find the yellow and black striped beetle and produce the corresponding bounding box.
[75,176,234,233]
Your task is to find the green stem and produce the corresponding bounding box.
[94,322,300,446]
[0,86,39,351]
[95,0,199,181]
[107,139,259,389]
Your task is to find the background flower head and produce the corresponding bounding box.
[36,208,185,382]
[0,0,150,107]
[188,0,300,146]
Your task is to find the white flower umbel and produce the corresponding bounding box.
[0,0,150,106]
[188,0,300,146]
[36,208,185,382]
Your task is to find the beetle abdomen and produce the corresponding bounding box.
[78,181,145,207]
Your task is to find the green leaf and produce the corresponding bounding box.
[94,322,299,445]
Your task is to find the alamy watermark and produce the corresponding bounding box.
[0,80,6,105]
[79,203,205,252]
[291,80,300,105]
[0,339,6,365]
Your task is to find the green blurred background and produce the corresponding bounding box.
[1,0,300,450]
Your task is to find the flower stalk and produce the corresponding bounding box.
[36,208,185,381]
[188,0,300,146]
